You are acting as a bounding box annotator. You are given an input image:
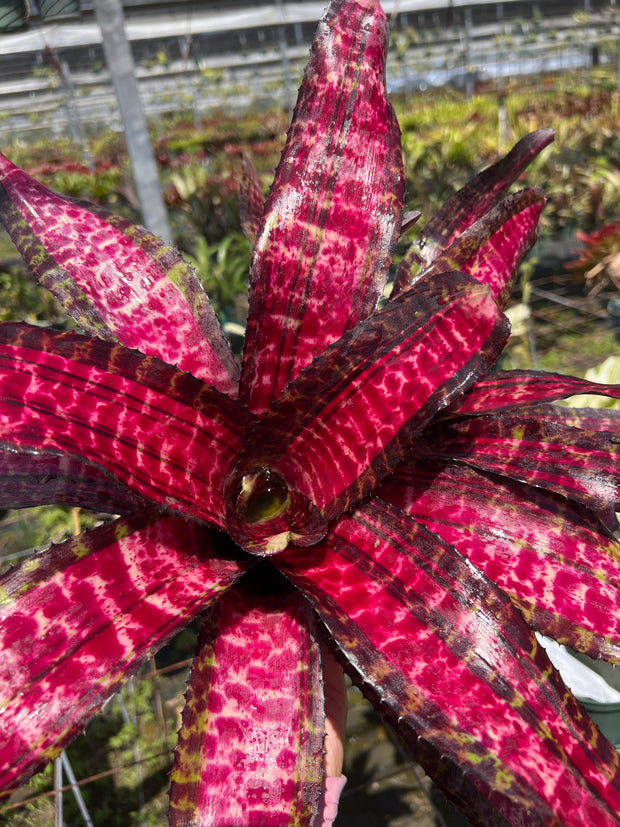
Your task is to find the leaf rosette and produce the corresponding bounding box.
[0,1,619,825]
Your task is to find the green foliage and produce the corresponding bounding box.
[394,83,619,237]
[503,301,619,376]
[165,161,246,246]
[186,231,250,323]
[41,165,125,205]
[155,110,286,160]
[200,66,224,84]
[0,671,176,826]
[64,678,171,827]
[0,507,98,574]
[0,265,67,326]
[0,764,55,826]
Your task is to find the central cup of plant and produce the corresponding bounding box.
[226,461,327,554]
[234,467,290,526]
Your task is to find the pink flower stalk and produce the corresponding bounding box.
[0,0,619,824]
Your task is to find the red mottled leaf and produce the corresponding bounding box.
[0,444,142,513]
[239,155,265,245]
[280,500,620,827]
[381,461,620,662]
[169,578,324,827]
[0,153,239,394]
[396,189,545,307]
[0,324,254,527]
[447,369,620,415]
[226,272,509,553]
[394,129,554,288]
[0,512,247,794]
[427,414,620,511]
[240,0,404,414]
[515,404,620,433]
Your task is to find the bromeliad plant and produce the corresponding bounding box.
[0,0,620,824]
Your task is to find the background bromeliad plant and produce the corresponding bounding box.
[0,0,619,825]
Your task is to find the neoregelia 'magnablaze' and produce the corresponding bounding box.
[0,0,619,824]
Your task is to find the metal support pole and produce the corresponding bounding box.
[60,751,95,827]
[118,684,148,827]
[94,0,172,242]
[275,0,293,116]
[54,756,63,827]
[617,23,620,92]
[464,7,473,101]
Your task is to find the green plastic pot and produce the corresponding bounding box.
[580,700,620,750]
[0,0,28,31]
[38,0,80,21]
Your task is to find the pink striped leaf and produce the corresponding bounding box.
[426,414,620,511]
[240,0,404,414]
[226,272,509,553]
[239,155,265,246]
[0,323,254,527]
[0,511,247,794]
[395,188,545,306]
[0,444,142,513]
[394,129,554,289]
[0,153,239,394]
[280,499,620,827]
[447,369,620,415]
[509,403,620,433]
[169,579,324,827]
[380,461,620,662]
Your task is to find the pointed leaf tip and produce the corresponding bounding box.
[447,370,620,416]
[398,188,545,307]
[394,129,554,289]
[0,152,239,394]
[240,0,404,413]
